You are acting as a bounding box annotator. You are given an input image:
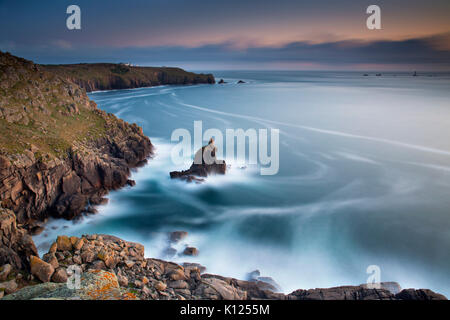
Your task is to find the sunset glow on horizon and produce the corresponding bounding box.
[1,0,449,70]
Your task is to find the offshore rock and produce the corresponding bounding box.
[170,138,226,182]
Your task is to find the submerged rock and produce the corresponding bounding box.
[182,247,199,256]
[169,231,188,243]
[245,270,282,292]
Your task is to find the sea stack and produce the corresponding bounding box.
[170,138,226,182]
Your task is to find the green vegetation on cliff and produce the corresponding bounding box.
[0,52,108,158]
[41,63,215,92]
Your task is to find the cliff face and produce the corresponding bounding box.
[41,63,215,92]
[0,52,153,227]
[0,208,37,270]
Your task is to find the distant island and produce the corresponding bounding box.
[41,63,215,92]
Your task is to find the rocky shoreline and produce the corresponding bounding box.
[0,52,447,300]
[0,221,447,300]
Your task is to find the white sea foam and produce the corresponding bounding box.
[170,96,450,157]
[335,151,379,165]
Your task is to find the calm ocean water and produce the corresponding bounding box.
[34,71,450,296]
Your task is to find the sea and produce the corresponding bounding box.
[34,71,450,296]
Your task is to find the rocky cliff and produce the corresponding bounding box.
[0,51,153,229]
[41,63,215,92]
[0,208,37,271]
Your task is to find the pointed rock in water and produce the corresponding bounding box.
[170,138,226,182]
[237,80,246,84]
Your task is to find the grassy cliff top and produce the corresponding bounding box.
[0,52,135,160]
[41,63,215,92]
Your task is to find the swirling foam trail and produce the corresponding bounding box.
[171,96,450,157]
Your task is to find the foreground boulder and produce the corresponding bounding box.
[170,138,226,182]
[2,270,138,300]
[30,256,54,283]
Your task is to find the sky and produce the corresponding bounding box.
[0,0,449,70]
